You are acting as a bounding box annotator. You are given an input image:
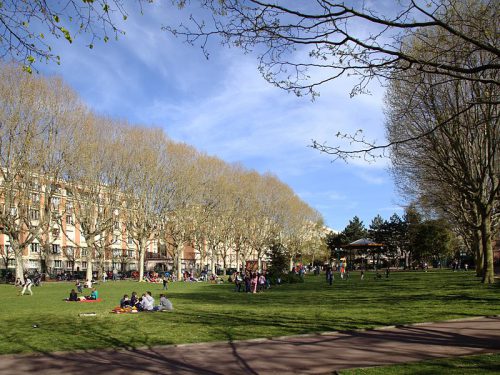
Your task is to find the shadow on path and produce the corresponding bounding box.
[1,316,499,374]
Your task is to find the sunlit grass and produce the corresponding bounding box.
[0,270,498,355]
[341,353,500,374]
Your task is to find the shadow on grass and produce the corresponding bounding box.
[1,315,499,374]
[0,317,222,375]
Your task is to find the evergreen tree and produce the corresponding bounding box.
[266,241,289,283]
[343,216,368,243]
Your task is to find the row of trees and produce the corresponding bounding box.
[1,1,496,283]
[164,0,499,283]
[0,62,325,283]
[327,212,458,269]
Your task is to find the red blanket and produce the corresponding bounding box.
[80,298,103,303]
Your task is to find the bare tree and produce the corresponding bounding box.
[65,115,125,282]
[386,43,499,283]
[0,63,81,281]
[121,126,171,282]
[166,0,499,160]
[0,1,152,71]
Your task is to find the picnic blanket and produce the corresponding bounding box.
[65,298,103,303]
[80,298,103,303]
[111,306,139,314]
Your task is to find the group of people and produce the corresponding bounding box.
[232,271,269,293]
[119,291,173,312]
[66,286,98,301]
[325,263,351,285]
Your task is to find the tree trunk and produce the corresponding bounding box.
[14,247,25,282]
[210,250,216,275]
[480,213,494,284]
[138,238,146,282]
[85,252,93,283]
[176,243,183,281]
[474,229,484,277]
[241,256,246,272]
[289,257,294,272]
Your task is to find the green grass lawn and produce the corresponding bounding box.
[340,353,500,374]
[0,270,498,355]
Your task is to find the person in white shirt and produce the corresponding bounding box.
[141,291,155,311]
[20,276,33,296]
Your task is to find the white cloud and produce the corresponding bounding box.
[34,1,399,231]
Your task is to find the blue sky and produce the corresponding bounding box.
[36,2,404,232]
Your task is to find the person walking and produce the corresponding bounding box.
[326,266,333,286]
[20,276,33,296]
[162,275,168,290]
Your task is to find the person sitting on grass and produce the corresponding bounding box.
[86,287,98,300]
[68,289,78,301]
[120,294,131,308]
[130,291,139,308]
[155,294,173,311]
[140,291,154,311]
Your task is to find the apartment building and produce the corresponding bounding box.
[0,180,199,277]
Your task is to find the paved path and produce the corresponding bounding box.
[1,316,499,374]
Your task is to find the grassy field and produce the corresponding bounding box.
[0,270,498,355]
[340,353,500,374]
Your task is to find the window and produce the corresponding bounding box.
[66,261,74,269]
[82,261,88,269]
[28,259,39,269]
[31,193,40,203]
[7,259,16,267]
[114,221,120,230]
[65,214,73,225]
[30,209,40,221]
[81,248,87,257]
[128,237,133,245]
[10,207,17,216]
[54,260,62,268]
[65,246,74,256]
[128,250,135,258]
[112,262,120,270]
[52,244,61,254]
[52,197,60,209]
[113,249,122,258]
[129,263,136,271]
[30,243,40,253]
